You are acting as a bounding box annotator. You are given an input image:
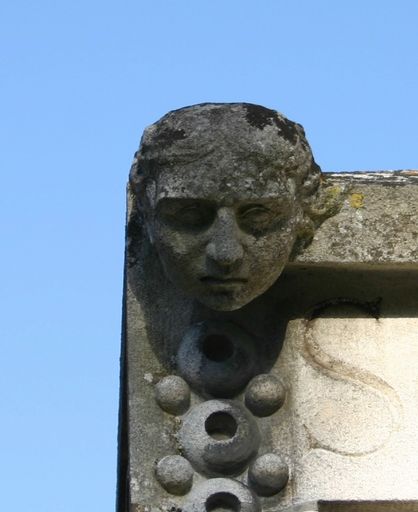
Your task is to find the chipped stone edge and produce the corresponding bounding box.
[291,170,418,269]
[323,170,418,185]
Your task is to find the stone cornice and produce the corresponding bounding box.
[293,171,418,267]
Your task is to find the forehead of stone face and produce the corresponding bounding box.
[155,158,296,202]
[138,103,310,173]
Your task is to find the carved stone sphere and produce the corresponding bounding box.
[248,453,289,496]
[245,374,286,417]
[155,455,194,495]
[155,375,191,415]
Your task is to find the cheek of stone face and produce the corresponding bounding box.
[240,230,297,297]
[248,230,295,271]
[154,228,207,289]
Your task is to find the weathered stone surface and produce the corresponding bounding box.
[293,171,418,267]
[270,297,418,509]
[117,103,418,512]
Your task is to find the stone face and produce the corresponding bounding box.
[129,103,332,311]
[117,103,418,512]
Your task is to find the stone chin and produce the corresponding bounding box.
[187,275,282,311]
[197,294,251,312]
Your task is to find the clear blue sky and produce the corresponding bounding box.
[1,1,417,510]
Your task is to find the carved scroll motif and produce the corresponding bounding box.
[295,303,403,457]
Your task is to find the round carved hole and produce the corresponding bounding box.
[205,412,238,441]
[205,492,241,512]
[202,334,234,362]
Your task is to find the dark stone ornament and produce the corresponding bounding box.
[179,399,260,477]
[183,478,261,512]
[177,320,259,398]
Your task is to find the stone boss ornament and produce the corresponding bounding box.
[122,103,342,511]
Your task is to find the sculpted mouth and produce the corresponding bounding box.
[201,276,248,285]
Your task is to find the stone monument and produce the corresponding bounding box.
[117,103,418,512]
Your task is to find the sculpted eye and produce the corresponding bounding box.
[158,200,215,230]
[238,204,285,233]
[176,205,213,227]
[241,205,271,221]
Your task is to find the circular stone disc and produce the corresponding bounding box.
[179,399,260,477]
[183,478,260,512]
[177,320,259,398]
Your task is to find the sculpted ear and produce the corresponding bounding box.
[143,180,157,211]
[138,180,157,245]
[291,182,345,258]
[143,215,155,245]
[130,165,158,246]
[288,205,313,260]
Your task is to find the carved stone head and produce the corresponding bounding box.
[130,103,323,311]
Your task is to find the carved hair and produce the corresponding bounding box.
[130,103,335,252]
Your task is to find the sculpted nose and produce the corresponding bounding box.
[206,209,244,270]
[206,236,244,268]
